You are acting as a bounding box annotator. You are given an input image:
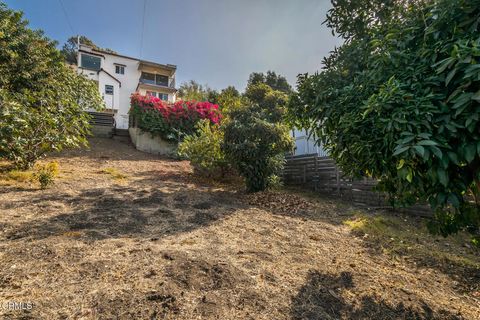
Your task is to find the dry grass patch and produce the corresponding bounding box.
[100,167,128,180]
[343,212,480,294]
[2,170,35,183]
[0,160,60,189]
[1,138,478,319]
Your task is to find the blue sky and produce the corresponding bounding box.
[5,0,342,90]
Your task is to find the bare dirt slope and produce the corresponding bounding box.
[0,138,479,319]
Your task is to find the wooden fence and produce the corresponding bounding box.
[282,154,432,217]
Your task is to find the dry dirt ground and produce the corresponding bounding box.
[0,138,479,320]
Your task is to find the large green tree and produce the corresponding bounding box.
[0,3,103,169]
[288,0,480,242]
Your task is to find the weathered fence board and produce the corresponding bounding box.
[283,154,432,217]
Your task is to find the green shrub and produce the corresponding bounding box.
[178,120,231,179]
[223,108,294,192]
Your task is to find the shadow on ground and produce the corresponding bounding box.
[250,189,480,297]
[51,137,178,162]
[3,181,241,242]
[291,270,462,320]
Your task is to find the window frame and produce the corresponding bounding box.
[155,75,169,87]
[80,53,101,71]
[115,64,125,75]
[141,72,156,85]
[105,85,114,95]
[140,72,169,87]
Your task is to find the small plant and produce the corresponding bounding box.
[34,161,59,189]
[266,174,283,190]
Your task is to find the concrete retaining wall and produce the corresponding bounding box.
[129,127,176,156]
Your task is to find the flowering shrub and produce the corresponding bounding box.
[129,92,221,142]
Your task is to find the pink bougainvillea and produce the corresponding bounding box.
[129,92,222,141]
[130,92,221,124]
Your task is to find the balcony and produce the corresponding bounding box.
[137,60,176,90]
[138,75,175,89]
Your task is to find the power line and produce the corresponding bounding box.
[139,0,147,58]
[58,0,75,36]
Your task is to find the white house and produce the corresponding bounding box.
[291,128,328,156]
[77,44,177,129]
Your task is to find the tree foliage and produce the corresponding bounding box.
[245,82,289,123]
[217,86,243,116]
[247,71,292,93]
[177,80,218,102]
[288,0,480,241]
[0,3,103,169]
[221,71,293,192]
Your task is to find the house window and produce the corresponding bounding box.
[140,72,169,87]
[105,85,114,95]
[156,75,169,87]
[146,91,156,97]
[141,72,156,85]
[80,54,101,71]
[115,65,125,75]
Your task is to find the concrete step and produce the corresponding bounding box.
[114,129,130,137]
[112,135,131,144]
